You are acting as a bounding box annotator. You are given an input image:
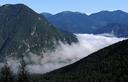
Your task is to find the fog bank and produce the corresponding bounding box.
[26,34,125,74]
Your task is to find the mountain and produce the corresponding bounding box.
[41,12,53,18]
[0,4,78,60]
[90,10,128,25]
[94,23,128,37]
[36,39,128,82]
[42,10,128,37]
[42,11,93,33]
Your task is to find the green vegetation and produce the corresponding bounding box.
[0,63,14,82]
[0,56,29,82]
[32,39,128,82]
[1,39,128,82]
[0,4,78,60]
[1,4,128,82]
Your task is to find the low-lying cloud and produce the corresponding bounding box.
[26,34,125,74]
[0,34,126,74]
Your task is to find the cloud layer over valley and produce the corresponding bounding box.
[25,34,125,74]
[1,34,126,74]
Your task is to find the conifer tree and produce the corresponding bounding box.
[0,62,14,82]
[18,55,29,82]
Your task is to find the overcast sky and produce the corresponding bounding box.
[0,0,127,14]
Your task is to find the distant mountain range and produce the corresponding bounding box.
[36,38,128,82]
[0,4,78,60]
[41,10,128,37]
[0,3,128,82]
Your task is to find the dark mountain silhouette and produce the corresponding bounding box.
[42,10,128,37]
[0,4,78,60]
[35,39,128,82]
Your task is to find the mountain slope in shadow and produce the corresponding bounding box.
[37,39,128,82]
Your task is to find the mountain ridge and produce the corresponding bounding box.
[37,39,128,82]
[0,4,78,60]
[42,10,128,37]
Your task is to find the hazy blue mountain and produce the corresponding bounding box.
[94,23,128,37]
[37,39,128,82]
[42,10,128,37]
[41,12,53,18]
[42,11,94,33]
[0,4,78,60]
[90,10,128,24]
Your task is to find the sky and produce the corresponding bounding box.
[0,0,127,14]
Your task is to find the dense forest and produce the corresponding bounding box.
[0,39,128,82]
[0,3,128,82]
[39,39,128,82]
[0,4,78,60]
